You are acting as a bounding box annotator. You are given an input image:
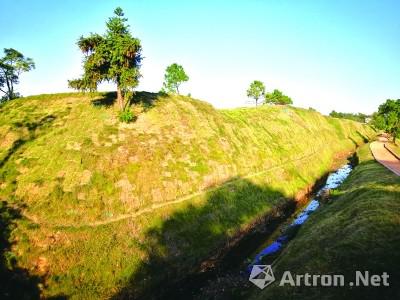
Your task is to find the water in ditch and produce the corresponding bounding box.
[161,162,354,299]
[248,163,353,269]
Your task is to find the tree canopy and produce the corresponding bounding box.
[329,110,369,123]
[0,48,35,102]
[372,99,400,141]
[264,89,293,105]
[68,7,142,111]
[161,63,189,94]
[246,80,265,107]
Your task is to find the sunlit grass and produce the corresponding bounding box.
[0,92,374,298]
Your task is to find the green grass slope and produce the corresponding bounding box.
[249,144,400,300]
[0,92,373,298]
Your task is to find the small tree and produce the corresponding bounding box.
[0,48,35,101]
[69,7,142,111]
[371,112,386,131]
[162,63,189,94]
[375,99,400,142]
[246,80,265,107]
[264,89,293,105]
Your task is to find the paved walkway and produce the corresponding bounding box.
[370,137,400,176]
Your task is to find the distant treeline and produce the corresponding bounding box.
[329,110,370,123]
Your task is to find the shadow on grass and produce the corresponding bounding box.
[111,178,295,299]
[253,159,400,300]
[91,92,117,107]
[0,114,57,169]
[91,91,168,112]
[131,91,168,112]
[0,201,41,299]
[349,136,360,148]
[356,130,369,143]
[112,157,400,300]
[0,202,68,300]
[0,114,69,299]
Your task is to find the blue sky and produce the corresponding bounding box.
[1,0,399,114]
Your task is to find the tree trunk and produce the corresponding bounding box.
[117,85,124,111]
[5,73,12,100]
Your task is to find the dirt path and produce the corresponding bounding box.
[23,150,321,229]
[370,137,400,176]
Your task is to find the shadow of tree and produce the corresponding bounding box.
[0,112,68,299]
[253,159,400,300]
[348,136,359,148]
[111,178,297,299]
[131,91,166,111]
[0,114,57,168]
[356,131,369,143]
[91,92,117,107]
[0,201,41,299]
[91,91,168,111]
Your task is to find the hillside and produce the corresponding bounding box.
[0,92,373,298]
[248,144,400,300]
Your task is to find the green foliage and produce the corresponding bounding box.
[118,109,135,123]
[0,48,35,102]
[329,110,369,123]
[161,63,189,94]
[68,7,142,111]
[264,89,293,105]
[371,112,386,130]
[246,80,265,107]
[373,99,400,141]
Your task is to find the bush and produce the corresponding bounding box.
[264,89,293,105]
[118,109,135,123]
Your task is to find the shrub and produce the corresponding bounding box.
[264,89,293,105]
[118,109,135,123]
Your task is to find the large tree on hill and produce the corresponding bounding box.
[162,63,189,94]
[69,7,142,111]
[264,89,293,105]
[246,80,265,107]
[0,48,35,102]
[374,99,400,142]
